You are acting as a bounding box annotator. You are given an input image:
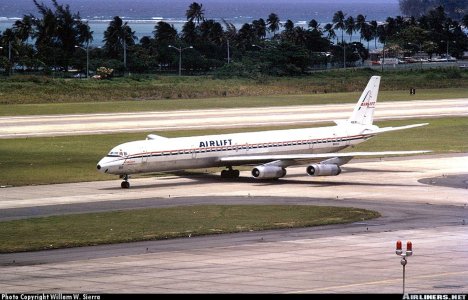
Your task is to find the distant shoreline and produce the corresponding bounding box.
[0,1,399,47]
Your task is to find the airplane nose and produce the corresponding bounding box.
[97,156,122,174]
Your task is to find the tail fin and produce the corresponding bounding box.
[348,76,381,125]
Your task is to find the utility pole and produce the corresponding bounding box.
[227,39,230,64]
[8,41,12,75]
[123,39,127,75]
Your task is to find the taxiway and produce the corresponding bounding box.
[0,154,467,293]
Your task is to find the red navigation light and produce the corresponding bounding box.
[396,240,403,255]
[406,241,413,256]
[406,241,412,251]
[396,240,402,250]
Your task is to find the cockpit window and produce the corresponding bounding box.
[107,151,127,157]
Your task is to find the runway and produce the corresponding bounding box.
[1,98,467,138]
[1,154,467,293]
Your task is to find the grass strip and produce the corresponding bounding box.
[0,204,380,253]
[0,68,466,107]
[1,88,467,116]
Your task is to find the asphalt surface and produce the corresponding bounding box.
[0,154,467,293]
[1,96,467,293]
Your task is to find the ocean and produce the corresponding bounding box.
[0,0,400,46]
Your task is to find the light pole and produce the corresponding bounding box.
[123,39,127,75]
[251,44,264,50]
[446,40,449,58]
[227,39,230,64]
[343,42,346,69]
[442,40,454,59]
[74,44,89,78]
[168,45,193,76]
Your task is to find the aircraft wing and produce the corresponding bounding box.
[219,150,431,166]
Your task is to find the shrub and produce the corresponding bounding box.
[96,67,114,79]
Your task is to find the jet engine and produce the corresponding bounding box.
[251,166,287,179]
[306,164,341,176]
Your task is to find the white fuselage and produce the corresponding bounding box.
[97,124,374,176]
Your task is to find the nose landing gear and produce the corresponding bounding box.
[121,174,130,189]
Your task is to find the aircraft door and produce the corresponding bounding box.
[141,149,149,164]
[191,145,197,159]
[344,129,351,146]
[309,136,314,150]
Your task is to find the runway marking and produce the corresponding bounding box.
[1,99,467,139]
[1,113,467,139]
[289,270,468,293]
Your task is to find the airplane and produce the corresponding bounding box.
[97,76,429,188]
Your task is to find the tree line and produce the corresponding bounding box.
[399,0,467,20]
[0,1,467,77]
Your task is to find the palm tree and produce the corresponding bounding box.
[344,16,355,42]
[292,26,307,45]
[10,15,35,70]
[153,21,177,44]
[103,16,137,59]
[324,23,337,43]
[236,23,255,49]
[332,10,346,44]
[13,15,34,42]
[308,19,320,32]
[282,20,295,42]
[252,18,267,40]
[267,13,280,38]
[369,20,378,49]
[29,0,93,71]
[209,21,225,46]
[186,2,205,25]
[355,14,366,43]
[76,22,93,47]
[222,19,237,41]
[182,20,198,44]
[361,22,373,51]
[31,0,58,48]
[200,19,224,46]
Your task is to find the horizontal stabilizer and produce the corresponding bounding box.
[146,134,169,141]
[371,123,428,134]
[334,120,349,126]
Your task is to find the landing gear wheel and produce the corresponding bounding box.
[221,167,240,178]
[121,174,130,188]
[121,181,130,189]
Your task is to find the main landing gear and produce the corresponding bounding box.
[220,167,240,179]
[121,174,130,189]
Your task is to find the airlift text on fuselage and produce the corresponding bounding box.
[199,139,233,148]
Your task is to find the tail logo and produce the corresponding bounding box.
[358,91,375,110]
